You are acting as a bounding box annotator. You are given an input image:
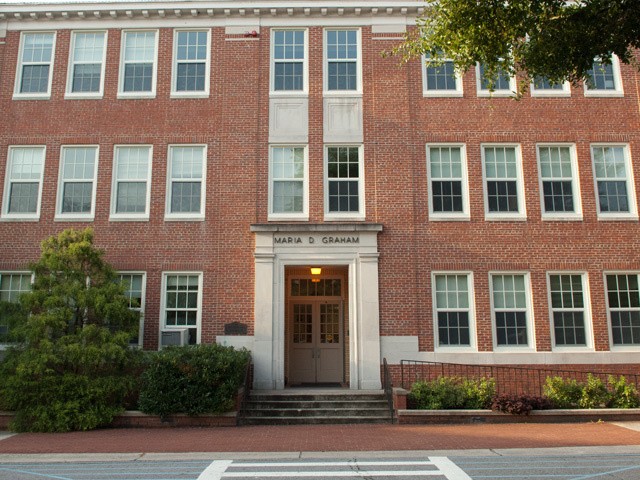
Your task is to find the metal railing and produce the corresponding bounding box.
[382,357,395,423]
[400,360,640,397]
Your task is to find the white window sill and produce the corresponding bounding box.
[552,346,594,353]
[324,213,365,222]
[65,93,104,100]
[531,91,571,98]
[0,215,40,222]
[323,91,363,97]
[541,214,583,221]
[610,345,640,352]
[584,90,624,97]
[55,215,95,222]
[268,215,310,222]
[434,346,477,353]
[270,90,309,97]
[170,92,210,99]
[596,213,639,221]
[164,214,205,222]
[477,90,516,98]
[423,90,464,98]
[484,213,527,221]
[429,213,471,222]
[117,93,156,100]
[493,346,536,353]
[12,94,51,100]
[109,215,150,222]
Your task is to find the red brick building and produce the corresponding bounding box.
[0,1,639,390]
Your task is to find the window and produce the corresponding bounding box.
[531,77,570,97]
[325,145,364,219]
[56,146,98,220]
[0,272,31,343]
[2,146,46,220]
[117,272,145,347]
[66,31,106,97]
[606,274,640,347]
[476,63,515,97]
[110,146,152,220]
[482,145,526,219]
[166,145,206,220]
[548,274,591,349]
[272,29,307,93]
[585,56,623,96]
[172,30,210,96]
[591,145,637,219]
[537,144,582,219]
[161,273,202,345]
[269,146,308,219]
[119,30,158,97]
[427,145,469,220]
[433,273,475,349]
[14,32,56,98]
[422,54,462,97]
[491,273,533,349]
[325,29,360,93]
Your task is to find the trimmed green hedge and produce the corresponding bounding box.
[138,344,251,418]
[409,377,495,409]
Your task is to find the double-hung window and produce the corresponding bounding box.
[0,272,32,343]
[111,146,152,220]
[66,31,107,97]
[548,273,591,349]
[427,145,469,219]
[531,77,570,97]
[606,273,640,347]
[537,144,582,219]
[272,29,307,93]
[591,144,637,219]
[491,273,533,349]
[325,29,360,93]
[172,30,210,97]
[269,146,308,219]
[433,273,475,349]
[482,145,526,220]
[166,145,206,220]
[585,56,623,96]
[161,272,202,345]
[422,54,462,97]
[56,146,98,220]
[476,63,515,97]
[2,146,45,220]
[117,272,145,347]
[14,32,56,99]
[325,145,364,219]
[119,30,158,97]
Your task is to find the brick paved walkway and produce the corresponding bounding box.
[0,423,639,454]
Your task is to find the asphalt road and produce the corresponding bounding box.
[2,451,640,480]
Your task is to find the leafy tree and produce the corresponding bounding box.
[0,228,142,432]
[393,0,640,92]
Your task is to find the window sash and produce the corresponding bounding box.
[478,63,512,91]
[0,272,32,342]
[113,146,151,216]
[163,274,200,344]
[174,31,208,93]
[69,32,105,94]
[434,274,471,347]
[271,146,305,215]
[59,147,97,216]
[549,274,587,347]
[167,146,205,216]
[4,147,44,217]
[492,274,529,347]
[273,30,305,92]
[483,146,522,215]
[326,146,361,214]
[592,146,633,215]
[121,31,156,93]
[425,59,457,91]
[17,33,54,95]
[539,146,576,214]
[326,30,358,91]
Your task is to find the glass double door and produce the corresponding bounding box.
[290,300,344,385]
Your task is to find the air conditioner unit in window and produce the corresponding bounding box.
[161,329,189,348]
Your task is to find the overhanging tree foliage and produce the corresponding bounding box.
[0,228,142,432]
[394,0,640,91]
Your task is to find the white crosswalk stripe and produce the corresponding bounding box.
[199,458,472,480]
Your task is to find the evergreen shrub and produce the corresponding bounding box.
[409,376,495,409]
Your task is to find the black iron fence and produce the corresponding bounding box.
[400,360,640,397]
[382,357,394,423]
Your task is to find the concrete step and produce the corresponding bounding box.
[244,407,390,418]
[246,400,388,409]
[248,394,385,402]
[241,416,392,425]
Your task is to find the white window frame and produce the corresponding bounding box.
[165,144,207,221]
[270,28,308,95]
[536,143,582,221]
[584,55,624,97]
[432,271,476,352]
[268,145,309,221]
[422,56,463,97]
[481,144,526,221]
[159,271,203,347]
[65,30,107,99]
[13,31,56,100]
[117,271,146,348]
[55,145,99,221]
[476,62,516,98]
[604,272,640,351]
[489,271,535,352]
[590,144,638,220]
[427,144,470,220]
[323,28,362,96]
[110,145,153,221]
[546,272,593,351]
[171,29,211,98]
[0,271,33,347]
[530,77,571,97]
[118,29,159,99]
[323,144,365,221]
[1,146,46,221]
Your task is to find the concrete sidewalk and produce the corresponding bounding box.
[1,422,640,456]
